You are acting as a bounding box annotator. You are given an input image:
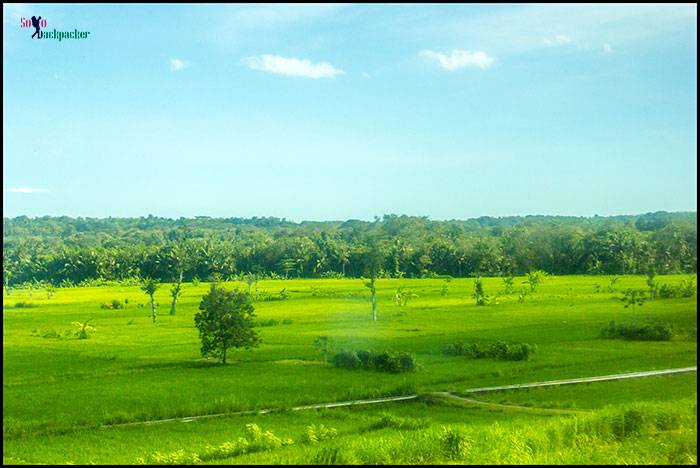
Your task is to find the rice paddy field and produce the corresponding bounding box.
[2,275,697,464]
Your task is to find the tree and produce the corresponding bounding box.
[140,277,160,324]
[313,336,335,364]
[360,236,385,321]
[526,269,547,292]
[621,288,646,323]
[645,268,657,301]
[502,275,515,294]
[195,284,260,364]
[472,276,489,305]
[165,241,192,315]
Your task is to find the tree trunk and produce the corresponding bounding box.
[370,274,377,321]
[170,270,183,315]
[222,347,227,364]
[150,293,156,324]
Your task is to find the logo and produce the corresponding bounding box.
[20,16,91,41]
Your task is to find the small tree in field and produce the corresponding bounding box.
[140,277,160,324]
[472,276,490,305]
[621,288,647,323]
[314,336,335,364]
[195,284,260,364]
[645,269,657,301]
[526,270,547,292]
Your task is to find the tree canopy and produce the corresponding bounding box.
[2,212,696,287]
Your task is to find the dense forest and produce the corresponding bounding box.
[2,212,696,288]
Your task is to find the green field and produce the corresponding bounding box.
[3,275,697,464]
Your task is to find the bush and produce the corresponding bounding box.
[439,426,471,460]
[111,299,124,309]
[301,424,338,443]
[333,351,361,369]
[13,302,37,308]
[367,412,427,431]
[443,341,535,361]
[658,277,696,299]
[601,320,673,341]
[332,350,416,373]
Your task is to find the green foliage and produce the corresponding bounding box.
[395,286,418,306]
[601,320,673,341]
[136,424,293,465]
[72,319,95,339]
[472,276,490,305]
[439,426,471,460]
[502,275,515,294]
[443,341,536,361]
[526,269,548,292]
[195,284,260,364]
[301,424,338,443]
[313,336,335,364]
[140,277,160,296]
[13,301,37,308]
[657,276,696,299]
[332,350,417,373]
[366,412,428,431]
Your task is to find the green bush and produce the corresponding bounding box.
[332,351,361,369]
[333,350,416,373]
[443,341,535,361]
[439,426,471,460]
[301,424,338,443]
[601,320,673,341]
[13,302,37,308]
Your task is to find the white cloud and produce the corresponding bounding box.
[4,187,49,193]
[169,58,190,72]
[543,34,572,47]
[419,49,494,70]
[241,54,344,78]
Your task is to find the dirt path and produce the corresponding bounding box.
[102,365,696,428]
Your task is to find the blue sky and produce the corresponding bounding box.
[2,3,697,221]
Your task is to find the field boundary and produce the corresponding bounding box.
[102,366,696,428]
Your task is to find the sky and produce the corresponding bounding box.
[2,3,697,221]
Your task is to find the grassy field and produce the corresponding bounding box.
[3,275,697,464]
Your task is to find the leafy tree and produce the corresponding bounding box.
[645,268,657,301]
[359,233,386,321]
[621,288,647,323]
[45,283,56,299]
[395,286,418,306]
[313,336,335,364]
[502,275,515,294]
[194,284,260,364]
[472,276,489,305]
[526,269,547,292]
[140,277,160,324]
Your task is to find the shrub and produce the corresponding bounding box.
[13,302,37,308]
[333,351,361,369]
[301,424,338,443]
[367,412,427,431]
[442,341,535,361]
[439,426,471,460]
[333,350,416,373]
[111,299,124,309]
[601,320,673,341]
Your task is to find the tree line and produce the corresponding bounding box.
[2,211,696,288]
